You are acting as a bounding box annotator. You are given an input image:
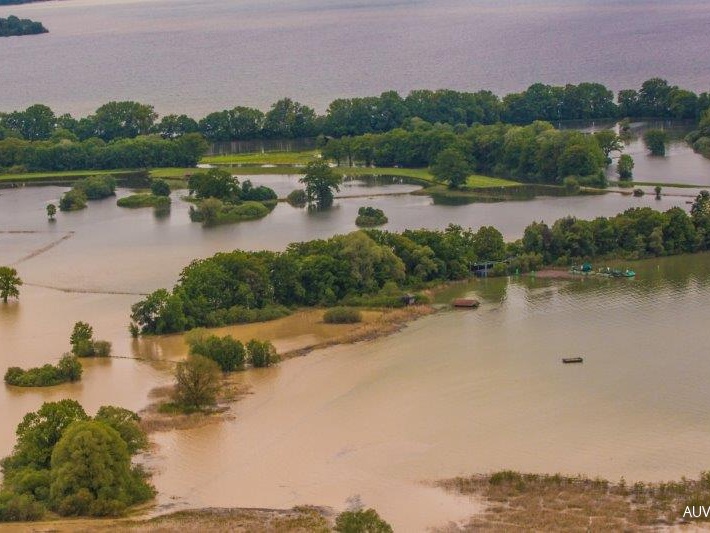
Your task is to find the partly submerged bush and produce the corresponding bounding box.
[4,355,82,387]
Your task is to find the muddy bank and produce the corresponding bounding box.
[0,506,332,532]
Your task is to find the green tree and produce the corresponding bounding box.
[49,420,153,516]
[430,148,470,188]
[617,154,634,181]
[0,266,22,303]
[173,355,221,410]
[93,407,147,455]
[247,339,278,368]
[300,160,342,209]
[58,189,87,212]
[263,98,318,138]
[187,332,246,372]
[655,185,662,200]
[5,104,56,141]
[87,101,157,141]
[643,129,668,156]
[150,179,171,197]
[473,226,506,261]
[69,322,93,356]
[187,168,239,201]
[593,129,623,159]
[334,508,393,533]
[46,203,56,220]
[130,289,186,334]
[2,400,89,472]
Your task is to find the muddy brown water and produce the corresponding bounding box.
[1,184,709,530]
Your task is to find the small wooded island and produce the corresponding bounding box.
[0,15,47,36]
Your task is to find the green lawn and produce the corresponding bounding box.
[0,168,197,183]
[202,150,320,166]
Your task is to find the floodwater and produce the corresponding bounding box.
[2,0,710,116]
[148,253,710,530]
[597,121,710,186]
[0,181,708,530]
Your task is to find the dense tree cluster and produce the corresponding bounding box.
[0,132,208,173]
[687,109,710,160]
[185,330,279,371]
[0,15,47,37]
[186,168,278,225]
[4,355,82,387]
[59,175,116,212]
[131,191,710,335]
[355,206,388,227]
[0,400,152,521]
[322,120,608,186]
[1,79,707,147]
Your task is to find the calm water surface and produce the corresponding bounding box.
[1,0,710,116]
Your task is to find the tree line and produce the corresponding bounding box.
[322,120,610,186]
[0,133,207,173]
[130,190,710,335]
[1,79,708,144]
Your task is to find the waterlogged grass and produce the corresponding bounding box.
[335,166,519,188]
[202,150,320,165]
[439,470,710,530]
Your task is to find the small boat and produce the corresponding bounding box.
[562,357,584,364]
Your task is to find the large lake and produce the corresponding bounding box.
[2,0,710,116]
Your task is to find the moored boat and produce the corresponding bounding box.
[562,357,583,364]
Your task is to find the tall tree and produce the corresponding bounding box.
[299,159,342,208]
[0,266,22,303]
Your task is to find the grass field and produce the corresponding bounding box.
[0,168,197,183]
[202,150,320,165]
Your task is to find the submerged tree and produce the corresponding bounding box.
[300,159,342,209]
[46,203,57,220]
[0,266,22,303]
[643,129,668,156]
[617,154,634,181]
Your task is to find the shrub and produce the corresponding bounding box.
[58,189,87,212]
[73,175,116,200]
[286,189,307,207]
[355,206,388,227]
[0,492,45,521]
[247,339,278,368]
[323,307,363,324]
[117,194,170,208]
[334,508,393,533]
[186,332,246,372]
[562,176,580,194]
[48,421,154,517]
[173,355,222,410]
[91,340,112,357]
[150,178,171,197]
[4,355,82,387]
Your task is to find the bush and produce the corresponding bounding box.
[49,421,154,517]
[562,176,580,194]
[286,189,307,207]
[246,339,278,368]
[334,508,393,533]
[643,129,668,156]
[58,189,87,211]
[323,307,363,324]
[186,332,246,372]
[204,304,291,328]
[189,199,273,225]
[91,340,112,357]
[355,206,388,227]
[150,178,171,197]
[173,355,222,410]
[0,492,45,521]
[117,194,170,208]
[4,355,82,387]
[240,180,277,201]
[73,175,116,200]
